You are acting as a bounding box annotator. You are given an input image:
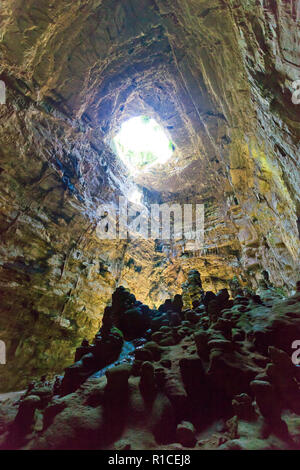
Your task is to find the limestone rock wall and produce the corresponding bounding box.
[0,88,130,390]
[227,0,300,289]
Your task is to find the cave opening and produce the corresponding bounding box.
[112,115,174,173]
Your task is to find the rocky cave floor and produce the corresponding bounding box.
[1,271,300,451]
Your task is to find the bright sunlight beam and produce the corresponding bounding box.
[113,116,174,173]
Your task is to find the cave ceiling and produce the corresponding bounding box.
[0,0,249,200]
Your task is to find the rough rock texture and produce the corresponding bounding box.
[0,0,299,390]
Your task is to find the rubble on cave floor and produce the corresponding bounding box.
[1,272,300,450]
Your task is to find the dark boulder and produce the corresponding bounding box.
[118,306,151,340]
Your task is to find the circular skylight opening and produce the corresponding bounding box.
[113,116,175,173]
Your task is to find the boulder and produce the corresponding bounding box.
[163,373,189,421]
[105,364,131,393]
[168,311,182,326]
[12,395,41,443]
[208,350,258,398]
[176,421,196,447]
[232,393,256,421]
[28,386,53,408]
[184,309,199,324]
[172,294,183,314]
[43,399,67,430]
[211,318,233,339]
[134,348,153,362]
[266,346,300,414]
[160,359,172,369]
[119,307,150,339]
[202,291,216,308]
[114,439,131,450]
[75,339,90,362]
[179,357,206,398]
[143,341,163,361]
[139,361,157,398]
[250,380,280,422]
[158,299,173,313]
[150,393,176,444]
[194,330,209,359]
